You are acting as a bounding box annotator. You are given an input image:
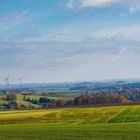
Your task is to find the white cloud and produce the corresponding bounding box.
[80,0,120,8]
[65,0,123,9]
[96,23,140,41]
[65,0,140,13]
[66,0,77,9]
[0,37,140,83]
[111,47,127,61]
[0,10,28,32]
[129,5,140,13]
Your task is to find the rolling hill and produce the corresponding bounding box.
[0,104,140,139]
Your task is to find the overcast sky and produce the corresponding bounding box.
[0,0,140,83]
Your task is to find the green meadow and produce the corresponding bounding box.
[0,123,140,140]
[0,106,123,124]
[0,105,140,140]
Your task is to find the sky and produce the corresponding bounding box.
[0,0,140,84]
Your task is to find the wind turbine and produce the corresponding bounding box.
[17,76,22,92]
[4,74,10,93]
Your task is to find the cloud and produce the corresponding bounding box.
[129,5,140,13]
[111,47,127,61]
[96,23,140,41]
[0,10,28,32]
[65,0,140,12]
[0,37,139,69]
[80,0,120,8]
[65,0,123,9]
[0,36,140,83]
[66,0,77,9]
[17,26,42,41]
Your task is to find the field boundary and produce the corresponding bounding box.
[106,105,128,123]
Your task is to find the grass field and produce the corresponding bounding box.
[0,94,72,109]
[0,106,124,124]
[108,105,140,123]
[0,123,140,140]
[16,94,41,108]
[0,105,140,139]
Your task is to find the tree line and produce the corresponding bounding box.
[55,93,128,107]
[0,93,128,109]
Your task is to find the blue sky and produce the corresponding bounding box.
[0,0,140,83]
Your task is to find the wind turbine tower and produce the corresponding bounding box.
[17,76,22,92]
[4,74,10,93]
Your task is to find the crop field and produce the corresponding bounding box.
[0,123,139,140]
[0,105,140,140]
[0,106,124,125]
[108,105,140,123]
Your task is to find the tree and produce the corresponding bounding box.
[39,97,50,104]
[119,96,128,104]
[56,99,68,107]
[6,93,17,101]
[7,101,18,109]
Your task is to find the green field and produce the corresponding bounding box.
[0,123,139,140]
[0,94,72,109]
[108,105,140,123]
[0,106,124,124]
[0,105,140,140]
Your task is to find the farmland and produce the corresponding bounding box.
[0,106,124,125]
[108,105,140,123]
[0,94,71,109]
[0,105,139,139]
[0,123,140,140]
